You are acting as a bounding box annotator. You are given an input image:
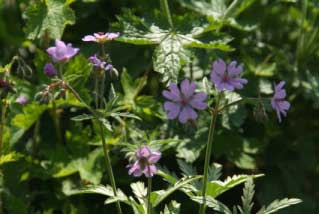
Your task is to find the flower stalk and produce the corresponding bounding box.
[147,176,152,214]
[199,94,221,214]
[51,99,62,144]
[160,0,174,29]
[66,84,122,214]
[0,99,8,154]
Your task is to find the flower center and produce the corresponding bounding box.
[222,73,229,81]
[138,157,149,170]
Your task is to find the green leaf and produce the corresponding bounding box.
[177,159,197,177]
[67,184,115,196]
[153,34,189,82]
[131,182,147,200]
[121,69,143,104]
[71,114,95,121]
[191,196,232,214]
[114,11,167,45]
[161,200,181,214]
[152,175,202,207]
[177,0,227,19]
[256,198,302,214]
[205,174,263,198]
[0,152,23,165]
[12,103,48,130]
[77,148,104,184]
[115,12,232,82]
[239,177,255,214]
[24,0,75,40]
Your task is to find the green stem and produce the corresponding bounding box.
[32,120,40,155]
[160,0,174,29]
[199,94,221,214]
[147,176,152,214]
[223,0,240,20]
[100,43,107,109]
[95,75,99,109]
[52,100,62,144]
[58,63,63,80]
[0,99,8,154]
[217,97,271,113]
[66,84,122,214]
[99,124,122,214]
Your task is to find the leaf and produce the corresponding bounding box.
[115,12,232,82]
[152,175,202,207]
[177,0,227,19]
[161,200,181,214]
[71,114,95,121]
[191,196,232,214]
[24,0,75,40]
[177,159,197,177]
[114,11,168,45]
[256,198,302,214]
[205,174,263,198]
[64,54,92,103]
[153,34,189,82]
[67,184,114,197]
[208,163,223,181]
[77,148,104,184]
[121,69,142,105]
[239,177,255,214]
[12,103,48,130]
[131,182,147,200]
[0,152,23,165]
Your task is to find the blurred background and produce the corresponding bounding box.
[0,0,318,213]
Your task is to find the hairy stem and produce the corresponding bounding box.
[160,0,174,29]
[95,75,99,109]
[218,97,271,113]
[199,94,221,214]
[100,43,107,109]
[147,176,152,214]
[52,100,62,144]
[58,63,63,79]
[0,99,8,154]
[99,124,122,214]
[66,84,122,214]
[223,0,240,20]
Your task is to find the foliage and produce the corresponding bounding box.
[0,0,317,213]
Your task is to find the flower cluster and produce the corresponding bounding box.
[82,32,120,43]
[44,63,57,77]
[47,40,79,63]
[0,78,10,88]
[271,81,290,122]
[163,79,207,123]
[88,55,113,71]
[210,59,247,91]
[16,95,28,105]
[162,58,290,123]
[127,146,161,178]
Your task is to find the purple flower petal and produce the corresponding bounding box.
[228,61,243,76]
[144,165,157,178]
[44,63,56,77]
[136,146,152,158]
[275,81,285,91]
[128,161,143,177]
[271,81,290,122]
[164,101,181,119]
[213,59,226,75]
[181,79,196,98]
[148,151,161,164]
[82,35,97,42]
[46,40,79,62]
[178,106,198,123]
[189,92,207,110]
